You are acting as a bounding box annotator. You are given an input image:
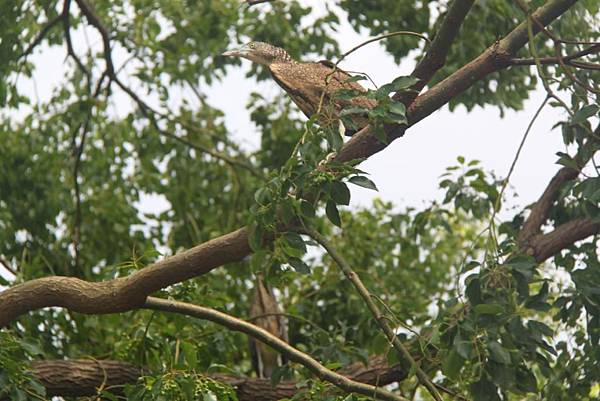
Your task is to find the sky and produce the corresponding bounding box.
[2,1,578,281]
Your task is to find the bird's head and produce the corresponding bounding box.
[222,41,292,66]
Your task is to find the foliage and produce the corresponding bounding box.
[0,0,599,400]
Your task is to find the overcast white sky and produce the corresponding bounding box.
[9,1,576,265]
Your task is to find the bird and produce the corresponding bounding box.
[248,273,288,378]
[222,41,376,136]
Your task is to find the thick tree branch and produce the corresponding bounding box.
[519,132,600,244]
[333,0,578,164]
[143,297,409,401]
[394,0,475,105]
[528,218,600,262]
[0,228,250,327]
[0,0,583,330]
[21,355,407,400]
[30,359,141,397]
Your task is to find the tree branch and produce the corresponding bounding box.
[143,297,410,401]
[394,0,476,105]
[296,227,444,401]
[519,131,600,244]
[528,218,600,262]
[509,43,600,68]
[18,14,62,62]
[20,355,408,400]
[0,228,251,327]
[333,0,578,164]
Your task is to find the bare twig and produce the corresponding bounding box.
[73,0,260,176]
[296,227,444,401]
[62,0,91,86]
[144,297,410,401]
[0,256,17,276]
[18,14,63,62]
[509,43,600,67]
[244,0,276,5]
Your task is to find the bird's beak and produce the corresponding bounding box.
[221,45,249,58]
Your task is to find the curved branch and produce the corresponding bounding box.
[296,227,444,401]
[143,297,409,401]
[0,228,250,327]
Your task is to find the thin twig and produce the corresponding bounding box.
[0,256,17,276]
[73,0,260,176]
[296,227,444,401]
[336,31,430,68]
[18,14,63,61]
[143,297,409,401]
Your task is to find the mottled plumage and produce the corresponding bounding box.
[223,42,375,135]
[248,274,288,378]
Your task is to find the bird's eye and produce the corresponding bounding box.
[249,43,255,49]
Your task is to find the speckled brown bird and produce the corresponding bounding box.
[248,273,288,378]
[222,41,375,136]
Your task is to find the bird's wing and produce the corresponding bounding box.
[270,62,375,112]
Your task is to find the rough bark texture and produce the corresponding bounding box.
[21,356,406,401]
[0,0,580,329]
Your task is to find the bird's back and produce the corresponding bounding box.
[269,61,375,135]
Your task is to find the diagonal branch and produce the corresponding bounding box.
[394,0,475,105]
[519,129,600,244]
[334,0,578,164]
[527,218,600,262]
[143,297,410,401]
[0,0,584,330]
[18,14,62,62]
[296,227,445,401]
[74,0,260,176]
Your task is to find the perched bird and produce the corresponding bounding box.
[222,41,375,136]
[248,273,288,378]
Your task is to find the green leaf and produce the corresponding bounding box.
[330,181,351,205]
[345,75,367,83]
[340,106,369,116]
[572,104,599,124]
[348,176,378,191]
[289,257,311,274]
[283,232,307,253]
[248,224,264,251]
[470,378,500,401]
[487,361,515,389]
[516,367,537,393]
[299,200,316,219]
[487,341,511,364]
[443,349,465,379]
[326,200,341,227]
[390,75,418,91]
[388,101,406,116]
[474,303,504,315]
[454,332,474,359]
